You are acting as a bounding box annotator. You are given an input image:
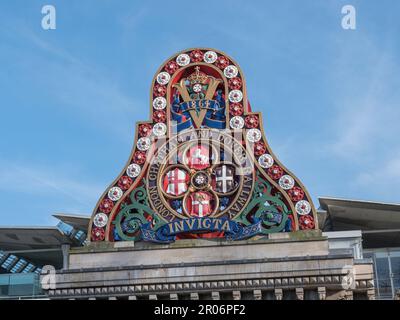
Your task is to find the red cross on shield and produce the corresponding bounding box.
[186,191,213,217]
[163,168,189,196]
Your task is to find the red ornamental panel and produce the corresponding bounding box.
[245,115,259,128]
[153,110,166,123]
[216,56,230,69]
[268,165,284,180]
[165,61,179,74]
[190,50,204,62]
[118,176,133,191]
[230,103,243,116]
[138,124,152,137]
[254,142,266,156]
[187,146,210,170]
[228,77,242,90]
[186,191,213,217]
[299,215,315,230]
[288,186,304,202]
[133,151,146,165]
[153,84,166,97]
[91,227,105,241]
[99,199,114,214]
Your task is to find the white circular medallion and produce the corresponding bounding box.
[153,123,167,136]
[230,116,244,129]
[108,187,123,201]
[258,154,274,168]
[137,137,151,151]
[228,90,243,103]
[94,213,108,228]
[153,97,167,110]
[295,200,312,215]
[176,54,190,66]
[203,51,217,63]
[246,128,262,142]
[279,175,295,190]
[193,83,202,93]
[224,65,238,78]
[156,72,170,85]
[126,163,141,178]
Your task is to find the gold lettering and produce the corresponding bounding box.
[174,220,185,232]
[202,218,211,229]
[186,219,196,230]
[231,202,241,213]
[221,220,231,231]
[213,219,221,229]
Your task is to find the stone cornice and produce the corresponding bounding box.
[47,276,374,298]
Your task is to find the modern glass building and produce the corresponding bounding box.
[319,197,400,300]
[364,249,400,298]
[0,273,43,299]
[0,215,88,300]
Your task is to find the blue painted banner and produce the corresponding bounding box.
[140,217,261,243]
[171,99,226,132]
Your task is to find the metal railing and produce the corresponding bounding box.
[375,277,400,299]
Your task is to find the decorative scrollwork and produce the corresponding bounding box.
[233,172,291,234]
[113,183,166,241]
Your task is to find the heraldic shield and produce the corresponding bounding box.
[89,48,318,243]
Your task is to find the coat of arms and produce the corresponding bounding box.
[89,48,318,243]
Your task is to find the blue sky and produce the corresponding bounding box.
[0,0,399,226]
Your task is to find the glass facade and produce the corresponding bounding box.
[0,273,44,299]
[0,250,41,274]
[57,221,87,245]
[364,248,400,299]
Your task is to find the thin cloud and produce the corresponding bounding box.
[0,19,142,140]
[119,6,148,31]
[0,160,103,206]
[354,151,400,195]
[327,35,400,161]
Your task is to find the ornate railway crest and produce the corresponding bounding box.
[147,129,254,223]
[89,48,318,243]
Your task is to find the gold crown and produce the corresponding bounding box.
[173,66,222,102]
[187,66,209,85]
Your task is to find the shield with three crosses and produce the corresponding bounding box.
[187,145,210,170]
[187,191,213,217]
[214,165,235,193]
[163,168,189,196]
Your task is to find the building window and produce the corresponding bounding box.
[1,255,18,271]
[367,249,400,299]
[389,251,400,296]
[375,253,392,298]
